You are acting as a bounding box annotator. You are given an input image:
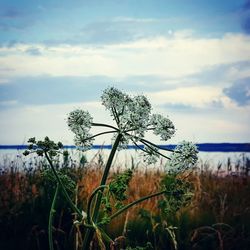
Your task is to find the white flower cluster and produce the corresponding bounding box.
[127,95,151,137]
[66,88,198,168]
[150,114,175,140]
[102,87,151,131]
[101,87,178,154]
[169,141,198,173]
[67,109,94,151]
[101,87,130,116]
[101,87,152,145]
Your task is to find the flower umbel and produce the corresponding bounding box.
[150,114,175,141]
[101,87,152,140]
[66,88,197,169]
[67,109,93,133]
[169,141,198,173]
[67,109,94,151]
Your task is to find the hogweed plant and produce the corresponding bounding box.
[24,87,198,250]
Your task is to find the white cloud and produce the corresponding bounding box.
[0,32,250,80]
[0,31,250,144]
[225,66,250,81]
[147,86,223,108]
[1,92,249,145]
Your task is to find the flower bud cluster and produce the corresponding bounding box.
[23,136,64,157]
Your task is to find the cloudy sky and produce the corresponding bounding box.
[0,0,250,145]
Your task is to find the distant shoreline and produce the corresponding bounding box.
[0,143,249,152]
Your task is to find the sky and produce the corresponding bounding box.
[0,0,250,145]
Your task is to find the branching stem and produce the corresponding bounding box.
[83,130,117,142]
[82,133,123,249]
[141,140,171,160]
[86,185,108,224]
[91,122,119,131]
[44,152,82,218]
[48,184,59,250]
[108,189,167,221]
[140,138,174,152]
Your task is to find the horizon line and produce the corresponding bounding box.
[0,143,249,152]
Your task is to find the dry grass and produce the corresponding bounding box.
[1,155,250,249]
[77,167,164,234]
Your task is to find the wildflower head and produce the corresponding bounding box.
[101,87,152,143]
[168,141,198,173]
[67,109,94,151]
[67,109,93,133]
[101,87,130,115]
[102,87,151,126]
[150,114,175,140]
[125,94,151,136]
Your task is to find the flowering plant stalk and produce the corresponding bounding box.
[24,87,198,249]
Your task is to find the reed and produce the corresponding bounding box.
[1,154,249,249]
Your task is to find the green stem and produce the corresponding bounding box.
[82,133,122,249]
[131,138,150,154]
[48,184,59,250]
[130,136,171,160]
[44,152,82,218]
[91,122,119,131]
[111,107,120,125]
[140,138,174,152]
[86,185,108,224]
[124,126,155,133]
[97,226,114,244]
[141,140,171,160]
[108,189,166,221]
[83,130,118,142]
[122,131,174,153]
[93,133,123,218]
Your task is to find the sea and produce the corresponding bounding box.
[0,143,249,173]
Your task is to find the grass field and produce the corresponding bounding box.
[0,152,250,250]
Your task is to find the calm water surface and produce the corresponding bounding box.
[0,148,249,172]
